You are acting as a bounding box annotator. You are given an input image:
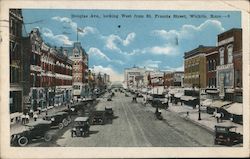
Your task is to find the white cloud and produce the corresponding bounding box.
[123,32,136,46]
[164,64,184,72]
[91,65,123,82]
[104,32,136,51]
[88,47,111,61]
[152,19,225,40]
[148,45,179,56]
[87,47,125,65]
[41,27,73,46]
[52,16,97,36]
[141,60,162,69]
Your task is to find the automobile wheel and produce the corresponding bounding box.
[62,119,69,127]
[17,136,28,147]
[58,123,64,129]
[44,133,53,142]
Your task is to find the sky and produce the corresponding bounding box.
[22,9,241,82]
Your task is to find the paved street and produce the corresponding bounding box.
[30,91,216,147]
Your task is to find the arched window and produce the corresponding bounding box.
[219,47,224,65]
[227,44,233,64]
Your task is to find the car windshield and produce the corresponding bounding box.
[74,121,86,126]
[152,94,165,98]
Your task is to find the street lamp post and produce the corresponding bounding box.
[198,74,201,120]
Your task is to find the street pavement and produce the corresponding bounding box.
[55,92,216,147]
[10,91,243,147]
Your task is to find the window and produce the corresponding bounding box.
[227,44,233,64]
[219,47,224,65]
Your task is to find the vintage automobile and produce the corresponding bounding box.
[64,103,87,115]
[151,94,169,109]
[107,95,112,101]
[71,117,90,137]
[90,111,106,125]
[214,123,243,146]
[10,120,53,147]
[43,112,71,129]
[105,106,114,117]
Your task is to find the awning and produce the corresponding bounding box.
[181,95,197,101]
[210,100,232,108]
[224,103,243,115]
[201,99,212,107]
[206,90,219,94]
[174,92,184,98]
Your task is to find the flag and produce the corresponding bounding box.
[77,27,84,33]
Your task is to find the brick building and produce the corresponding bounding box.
[184,45,215,88]
[65,42,89,99]
[216,28,242,102]
[204,47,219,99]
[9,9,24,123]
[54,48,73,106]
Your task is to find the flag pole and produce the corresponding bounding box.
[77,29,78,42]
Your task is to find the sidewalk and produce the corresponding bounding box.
[168,103,243,135]
[10,104,68,136]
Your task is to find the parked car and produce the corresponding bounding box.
[64,103,86,116]
[151,94,169,109]
[90,111,106,125]
[105,106,114,117]
[43,112,71,129]
[11,120,53,147]
[71,117,90,137]
[214,123,243,146]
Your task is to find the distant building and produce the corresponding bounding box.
[216,28,242,102]
[124,67,147,89]
[184,45,215,88]
[164,71,184,87]
[9,9,24,123]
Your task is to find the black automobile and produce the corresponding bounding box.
[71,117,90,137]
[11,120,53,147]
[90,111,106,125]
[214,123,243,146]
[105,106,114,117]
[43,112,71,129]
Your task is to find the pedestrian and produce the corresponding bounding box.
[33,113,38,121]
[25,114,30,123]
[29,109,34,118]
[186,111,189,118]
[21,113,26,124]
[45,107,48,116]
[37,106,41,114]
